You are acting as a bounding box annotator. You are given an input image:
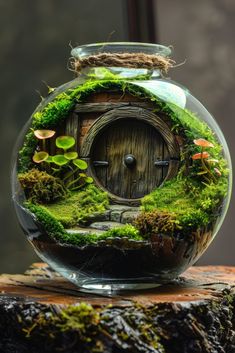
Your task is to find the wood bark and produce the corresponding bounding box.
[0,264,235,353]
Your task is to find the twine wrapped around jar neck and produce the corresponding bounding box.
[71,52,175,75]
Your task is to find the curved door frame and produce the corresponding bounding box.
[80,106,179,205]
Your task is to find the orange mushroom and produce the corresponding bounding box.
[192,152,209,160]
[34,130,55,139]
[193,138,214,148]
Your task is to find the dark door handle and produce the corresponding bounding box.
[154,160,169,167]
[93,161,109,167]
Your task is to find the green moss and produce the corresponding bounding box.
[25,202,67,240]
[137,177,228,236]
[21,302,166,352]
[104,224,141,239]
[18,168,67,203]
[44,184,109,227]
[60,224,143,247]
[24,201,143,246]
[23,303,102,351]
[134,210,181,238]
[18,131,38,172]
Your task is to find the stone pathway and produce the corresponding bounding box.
[66,204,140,235]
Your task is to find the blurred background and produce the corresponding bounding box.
[0,0,234,273]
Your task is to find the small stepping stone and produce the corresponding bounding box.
[85,210,111,223]
[110,210,123,222]
[89,221,125,231]
[109,205,140,222]
[109,205,139,212]
[121,211,140,224]
[66,227,105,235]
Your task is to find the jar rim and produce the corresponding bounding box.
[71,42,171,59]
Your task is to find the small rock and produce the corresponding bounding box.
[66,227,104,235]
[85,210,110,223]
[109,205,132,212]
[109,205,140,222]
[110,210,122,222]
[90,221,125,231]
[121,211,140,224]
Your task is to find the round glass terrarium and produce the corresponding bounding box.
[12,42,232,292]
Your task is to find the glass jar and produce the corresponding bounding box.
[12,43,232,292]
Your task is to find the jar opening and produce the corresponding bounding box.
[71,43,173,75]
[71,42,171,59]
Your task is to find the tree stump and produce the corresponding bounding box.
[0,264,234,353]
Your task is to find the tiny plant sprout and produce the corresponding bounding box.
[52,155,69,166]
[33,151,49,163]
[64,152,78,160]
[56,136,75,151]
[192,152,209,160]
[73,159,88,170]
[193,138,214,148]
[85,176,94,184]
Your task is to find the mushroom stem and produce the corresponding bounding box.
[200,147,216,183]
[42,139,46,152]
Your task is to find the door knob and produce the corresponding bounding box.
[124,154,136,167]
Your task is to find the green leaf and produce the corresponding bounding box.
[64,151,78,160]
[32,151,49,163]
[52,155,69,166]
[56,136,75,151]
[45,156,53,163]
[85,177,93,184]
[73,159,88,170]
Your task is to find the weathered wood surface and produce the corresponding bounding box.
[92,118,169,199]
[0,264,235,353]
[81,106,179,205]
[74,101,155,113]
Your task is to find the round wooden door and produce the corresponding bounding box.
[91,119,171,200]
[81,107,179,204]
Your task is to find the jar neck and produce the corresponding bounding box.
[78,66,162,81]
[71,42,172,79]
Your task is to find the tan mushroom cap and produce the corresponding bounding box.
[34,129,55,139]
[214,167,222,177]
[192,151,210,160]
[32,151,49,163]
[193,138,214,148]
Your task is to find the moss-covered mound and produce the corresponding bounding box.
[135,178,227,238]
[44,184,109,228]
[18,168,67,203]
[25,201,142,246]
